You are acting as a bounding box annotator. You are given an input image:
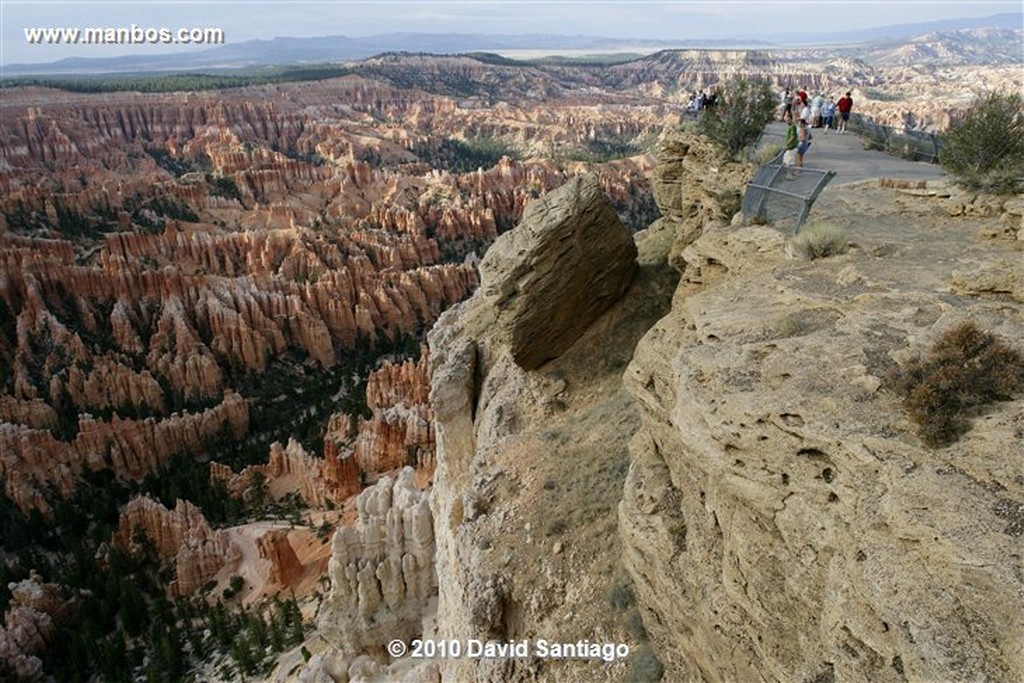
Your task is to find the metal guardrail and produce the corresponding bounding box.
[742,151,836,233]
[847,114,943,163]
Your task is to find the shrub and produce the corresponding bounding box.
[890,322,1024,447]
[697,76,777,158]
[790,221,849,260]
[939,91,1024,194]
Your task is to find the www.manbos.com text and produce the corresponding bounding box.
[24,25,225,47]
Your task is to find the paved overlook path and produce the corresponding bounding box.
[760,121,948,186]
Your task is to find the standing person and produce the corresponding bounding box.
[800,100,812,127]
[837,91,854,133]
[783,111,799,179]
[821,97,836,133]
[796,117,812,174]
[811,92,824,127]
[781,87,792,120]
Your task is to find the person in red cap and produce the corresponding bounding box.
[837,91,854,134]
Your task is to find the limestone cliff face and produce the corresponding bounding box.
[427,173,648,682]
[617,132,1024,680]
[318,468,436,656]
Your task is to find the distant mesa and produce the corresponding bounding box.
[4,12,1019,76]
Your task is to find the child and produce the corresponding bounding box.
[796,118,812,174]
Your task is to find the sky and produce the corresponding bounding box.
[1,1,1020,66]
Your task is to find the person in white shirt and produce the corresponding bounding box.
[811,93,824,127]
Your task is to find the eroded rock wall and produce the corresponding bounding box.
[0,391,247,515]
[353,350,437,479]
[210,437,362,509]
[112,496,241,597]
[209,347,436,510]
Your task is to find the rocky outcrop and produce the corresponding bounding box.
[211,437,361,509]
[365,350,432,411]
[0,574,68,682]
[2,230,477,381]
[211,348,434,510]
[256,529,304,587]
[424,111,1024,683]
[617,157,1024,680]
[650,129,750,266]
[318,467,436,656]
[112,496,240,597]
[354,350,437,479]
[0,397,57,431]
[474,173,638,370]
[0,216,474,512]
[424,173,677,683]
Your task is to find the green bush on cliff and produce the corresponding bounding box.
[939,90,1024,194]
[697,76,777,158]
[890,322,1024,447]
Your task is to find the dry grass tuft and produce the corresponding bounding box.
[790,221,849,260]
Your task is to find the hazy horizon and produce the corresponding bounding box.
[2,1,1020,69]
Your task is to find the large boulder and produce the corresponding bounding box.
[477,173,638,370]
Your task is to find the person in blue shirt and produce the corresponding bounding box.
[821,97,837,133]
